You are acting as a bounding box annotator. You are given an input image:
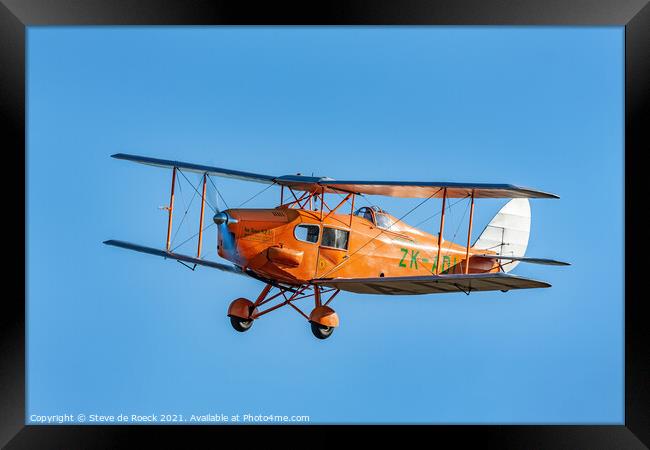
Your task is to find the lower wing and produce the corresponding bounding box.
[103,240,243,274]
[473,254,570,266]
[313,273,550,295]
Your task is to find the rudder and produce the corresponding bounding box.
[472,198,531,272]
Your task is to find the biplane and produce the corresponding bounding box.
[105,154,569,340]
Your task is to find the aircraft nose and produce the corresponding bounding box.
[213,211,238,226]
[213,212,228,225]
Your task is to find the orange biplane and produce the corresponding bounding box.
[105,154,569,339]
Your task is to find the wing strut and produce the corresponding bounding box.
[197,173,207,258]
[464,190,475,274]
[435,188,447,275]
[165,167,177,251]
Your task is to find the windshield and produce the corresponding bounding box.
[375,213,393,229]
[354,207,394,229]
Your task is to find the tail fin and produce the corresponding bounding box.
[472,198,531,273]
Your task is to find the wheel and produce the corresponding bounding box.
[230,316,253,332]
[310,322,334,340]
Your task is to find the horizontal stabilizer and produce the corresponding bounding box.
[313,273,550,295]
[474,254,570,266]
[103,239,244,274]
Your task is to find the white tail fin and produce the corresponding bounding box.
[472,199,531,273]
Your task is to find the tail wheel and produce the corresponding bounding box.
[230,316,253,332]
[310,322,334,340]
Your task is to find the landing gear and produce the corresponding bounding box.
[310,322,334,339]
[308,305,339,340]
[226,284,341,339]
[230,316,253,332]
[227,297,257,333]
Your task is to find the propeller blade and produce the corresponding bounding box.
[205,175,220,213]
[194,173,219,213]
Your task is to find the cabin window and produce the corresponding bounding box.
[321,227,349,250]
[294,224,320,243]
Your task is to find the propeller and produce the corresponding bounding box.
[193,173,238,255]
[191,172,229,217]
[200,172,221,214]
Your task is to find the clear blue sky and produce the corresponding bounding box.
[27,26,623,424]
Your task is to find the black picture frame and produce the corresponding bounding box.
[2,1,647,447]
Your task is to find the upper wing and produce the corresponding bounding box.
[112,153,276,184]
[313,273,550,295]
[104,239,244,274]
[315,180,559,199]
[113,153,558,199]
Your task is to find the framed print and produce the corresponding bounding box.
[2,0,648,447]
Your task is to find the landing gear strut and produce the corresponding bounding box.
[227,283,341,339]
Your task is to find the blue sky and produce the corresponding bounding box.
[27,26,623,424]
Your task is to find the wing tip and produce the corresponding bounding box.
[538,259,570,266]
[538,191,560,199]
[518,187,559,199]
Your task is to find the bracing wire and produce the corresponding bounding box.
[207,174,229,210]
[317,188,442,279]
[444,196,471,253]
[237,182,277,208]
[413,196,468,229]
[169,169,218,251]
[171,222,216,253]
[177,169,217,213]
[170,175,198,247]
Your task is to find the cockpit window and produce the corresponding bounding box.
[294,224,320,243]
[354,207,375,223]
[354,206,393,229]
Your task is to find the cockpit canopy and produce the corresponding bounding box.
[354,206,394,230]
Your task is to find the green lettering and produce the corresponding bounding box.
[410,250,419,269]
[398,248,408,268]
[442,255,451,273]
